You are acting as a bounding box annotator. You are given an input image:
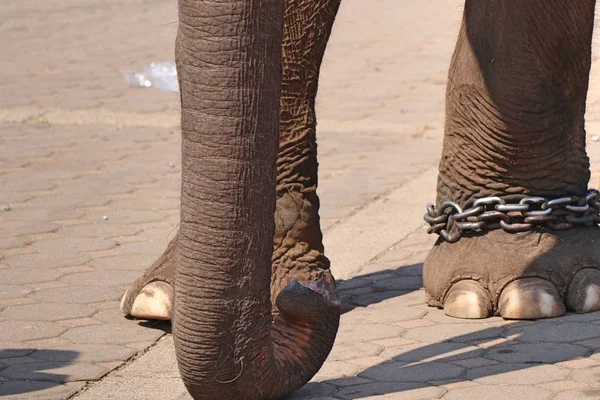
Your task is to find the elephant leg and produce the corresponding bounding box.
[424,0,600,319]
[271,0,341,312]
[121,0,341,320]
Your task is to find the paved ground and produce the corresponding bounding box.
[4,0,600,399]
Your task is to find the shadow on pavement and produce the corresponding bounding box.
[297,261,600,399]
[129,318,173,333]
[0,349,78,397]
[336,263,424,314]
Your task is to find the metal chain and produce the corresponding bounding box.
[424,189,600,243]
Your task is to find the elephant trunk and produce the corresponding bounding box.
[174,1,340,399]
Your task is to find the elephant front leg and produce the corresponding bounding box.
[424,0,600,320]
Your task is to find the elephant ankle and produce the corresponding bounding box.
[437,85,590,206]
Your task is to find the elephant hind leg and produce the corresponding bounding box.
[120,233,177,320]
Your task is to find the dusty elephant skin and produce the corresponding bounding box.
[119,0,600,398]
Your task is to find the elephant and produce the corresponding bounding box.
[119,0,600,398]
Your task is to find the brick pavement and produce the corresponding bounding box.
[4,0,600,399]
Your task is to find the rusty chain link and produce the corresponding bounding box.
[424,189,600,243]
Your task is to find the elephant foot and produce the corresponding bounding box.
[423,226,600,320]
[120,234,177,320]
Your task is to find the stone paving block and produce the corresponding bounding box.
[113,239,170,255]
[442,385,552,400]
[2,302,95,321]
[0,192,33,205]
[75,376,188,400]
[88,301,121,311]
[122,341,163,353]
[467,363,570,385]
[312,361,363,382]
[327,376,373,387]
[29,286,124,304]
[391,320,434,329]
[506,322,600,343]
[403,322,504,344]
[88,253,157,271]
[486,342,589,364]
[571,365,600,385]
[535,311,600,324]
[0,344,36,359]
[335,324,405,344]
[114,339,179,378]
[537,380,589,392]
[26,338,73,349]
[337,278,373,291]
[0,361,108,383]
[0,356,40,366]
[335,382,446,400]
[328,342,384,362]
[348,356,392,369]
[61,223,143,239]
[0,297,37,308]
[423,312,505,325]
[450,357,498,369]
[57,266,96,274]
[359,361,465,383]
[553,388,600,399]
[62,323,165,345]
[0,284,32,299]
[0,221,60,238]
[59,270,141,287]
[350,290,427,308]
[341,306,426,325]
[30,281,67,291]
[0,380,85,399]
[2,251,91,270]
[371,338,418,348]
[31,345,136,363]
[379,342,484,363]
[0,320,64,342]
[280,382,340,399]
[0,237,29,250]
[370,277,423,291]
[1,207,83,222]
[30,237,117,253]
[10,1,600,399]
[82,210,171,225]
[110,197,179,212]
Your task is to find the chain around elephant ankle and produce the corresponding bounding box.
[424,189,600,243]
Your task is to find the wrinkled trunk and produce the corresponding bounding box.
[174,1,339,399]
